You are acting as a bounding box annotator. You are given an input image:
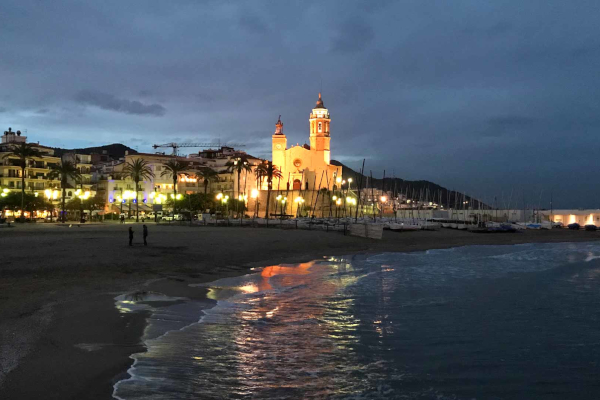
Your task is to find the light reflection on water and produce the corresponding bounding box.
[114,242,600,400]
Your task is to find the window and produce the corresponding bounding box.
[293,159,302,168]
[68,191,72,196]
[318,122,322,133]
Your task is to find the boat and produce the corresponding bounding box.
[526,223,542,229]
[421,221,441,231]
[389,223,420,231]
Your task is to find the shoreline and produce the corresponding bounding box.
[1,225,599,399]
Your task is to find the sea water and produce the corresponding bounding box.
[113,242,600,399]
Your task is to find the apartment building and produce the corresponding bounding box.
[0,128,61,195]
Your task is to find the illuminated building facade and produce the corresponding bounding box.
[272,93,342,191]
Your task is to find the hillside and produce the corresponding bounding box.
[51,143,137,159]
[331,160,483,208]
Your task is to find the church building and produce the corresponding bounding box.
[271,93,342,191]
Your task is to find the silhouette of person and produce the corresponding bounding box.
[143,224,148,246]
[128,227,134,246]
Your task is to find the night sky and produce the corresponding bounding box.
[2,1,599,208]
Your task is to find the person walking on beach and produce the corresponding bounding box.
[143,224,148,246]
[128,226,134,246]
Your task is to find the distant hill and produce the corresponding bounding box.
[52,143,137,159]
[331,160,484,208]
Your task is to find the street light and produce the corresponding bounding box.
[294,196,305,217]
[250,188,259,218]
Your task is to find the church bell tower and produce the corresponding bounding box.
[309,93,331,164]
[272,115,286,170]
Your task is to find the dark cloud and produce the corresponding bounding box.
[488,116,535,127]
[239,14,268,35]
[482,115,536,137]
[330,19,375,53]
[75,90,166,116]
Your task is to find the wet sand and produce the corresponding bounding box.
[1,223,598,399]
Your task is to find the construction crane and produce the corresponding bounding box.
[152,140,246,156]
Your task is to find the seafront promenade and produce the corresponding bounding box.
[1,224,599,399]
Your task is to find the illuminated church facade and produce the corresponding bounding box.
[271,93,342,191]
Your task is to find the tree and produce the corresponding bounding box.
[255,161,282,219]
[1,142,43,222]
[123,158,155,222]
[66,193,105,221]
[48,161,81,222]
[181,193,216,216]
[196,167,219,194]
[225,156,252,216]
[0,192,52,220]
[160,159,188,214]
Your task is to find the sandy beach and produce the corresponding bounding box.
[1,223,599,399]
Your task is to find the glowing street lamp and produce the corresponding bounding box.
[250,188,259,218]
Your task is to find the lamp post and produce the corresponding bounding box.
[154,186,158,222]
[77,190,91,222]
[335,198,342,221]
[335,176,342,191]
[0,187,9,220]
[44,189,54,222]
[380,195,387,218]
[294,196,305,218]
[251,188,259,218]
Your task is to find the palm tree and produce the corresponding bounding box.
[123,158,155,222]
[255,161,282,219]
[48,161,81,223]
[1,142,44,222]
[225,156,252,215]
[196,167,219,194]
[161,159,188,214]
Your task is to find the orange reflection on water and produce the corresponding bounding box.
[256,261,316,291]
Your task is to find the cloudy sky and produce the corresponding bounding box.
[1,1,599,208]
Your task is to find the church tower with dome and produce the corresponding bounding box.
[271,93,342,191]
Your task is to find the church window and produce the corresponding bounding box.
[318,122,322,133]
[293,159,302,168]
